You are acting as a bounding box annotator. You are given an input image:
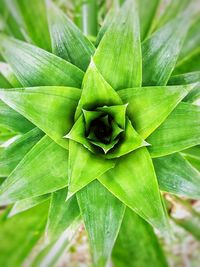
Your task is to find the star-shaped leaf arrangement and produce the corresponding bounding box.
[0,0,200,266]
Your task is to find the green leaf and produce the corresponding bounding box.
[153,153,200,199]
[0,201,49,267]
[0,36,84,87]
[67,140,115,198]
[9,194,50,217]
[0,62,22,87]
[0,135,68,205]
[142,11,193,86]
[0,72,12,88]
[0,100,34,133]
[181,146,200,172]
[75,60,122,120]
[94,0,142,90]
[0,86,81,149]
[137,0,160,40]
[77,180,125,267]
[15,0,51,51]
[147,102,200,158]
[99,147,169,232]
[47,0,95,71]
[0,127,44,177]
[119,84,193,139]
[112,208,168,267]
[168,72,200,103]
[46,188,80,243]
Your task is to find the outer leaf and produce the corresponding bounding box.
[47,0,95,71]
[153,153,200,199]
[15,0,51,51]
[147,102,200,157]
[94,0,142,90]
[9,194,50,217]
[99,147,169,232]
[75,60,122,119]
[0,100,34,133]
[181,146,200,172]
[119,84,193,139]
[137,0,160,40]
[168,72,200,103]
[0,127,44,177]
[0,36,84,87]
[77,180,125,267]
[67,140,115,198]
[0,202,49,267]
[0,62,22,87]
[112,208,168,267]
[0,135,68,205]
[142,11,193,86]
[0,86,81,149]
[46,188,80,243]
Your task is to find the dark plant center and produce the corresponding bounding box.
[89,116,112,144]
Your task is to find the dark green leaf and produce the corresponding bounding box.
[0,35,84,87]
[77,180,125,267]
[47,0,95,71]
[112,208,168,267]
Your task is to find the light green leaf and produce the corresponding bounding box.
[15,0,51,51]
[47,0,95,71]
[0,36,84,87]
[0,100,34,133]
[0,201,49,267]
[142,11,193,86]
[0,86,81,149]
[173,51,200,75]
[99,147,169,232]
[119,84,193,139]
[75,60,122,119]
[0,72,11,88]
[0,127,44,177]
[153,153,200,199]
[112,208,168,267]
[137,0,160,40]
[77,180,125,267]
[67,140,115,198]
[0,135,68,205]
[0,62,22,87]
[94,0,142,90]
[181,146,200,172]
[8,194,50,218]
[168,71,200,103]
[46,188,80,243]
[147,102,200,158]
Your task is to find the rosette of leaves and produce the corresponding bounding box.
[0,0,200,266]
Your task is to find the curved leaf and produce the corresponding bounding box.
[47,0,95,71]
[0,36,84,87]
[0,135,68,205]
[0,86,81,149]
[0,62,22,87]
[148,102,200,158]
[77,180,125,267]
[154,153,200,199]
[181,145,200,172]
[99,147,169,233]
[94,0,142,90]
